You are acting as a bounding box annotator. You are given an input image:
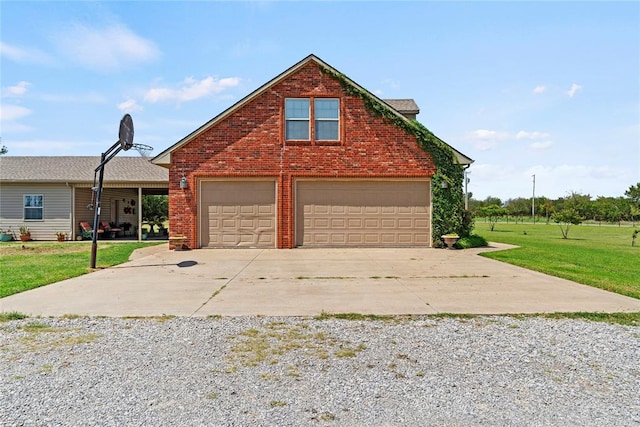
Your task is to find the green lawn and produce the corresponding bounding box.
[476,222,640,299]
[0,242,162,298]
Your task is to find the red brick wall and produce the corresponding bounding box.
[169,61,436,249]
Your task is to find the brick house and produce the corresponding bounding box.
[152,55,472,249]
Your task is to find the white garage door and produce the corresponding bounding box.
[200,181,276,248]
[296,180,430,247]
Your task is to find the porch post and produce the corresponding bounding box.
[138,187,142,241]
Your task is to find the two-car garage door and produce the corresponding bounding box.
[296,180,430,247]
[199,180,430,248]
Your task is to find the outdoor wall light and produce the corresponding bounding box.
[180,175,188,189]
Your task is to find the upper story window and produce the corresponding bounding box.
[285,97,340,142]
[24,194,43,220]
[285,98,310,140]
[314,99,339,140]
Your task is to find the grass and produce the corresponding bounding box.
[476,222,640,299]
[0,241,163,298]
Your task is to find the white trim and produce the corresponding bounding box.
[314,98,340,141]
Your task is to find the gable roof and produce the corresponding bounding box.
[152,54,472,167]
[0,156,168,184]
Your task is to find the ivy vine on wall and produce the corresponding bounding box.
[319,65,466,245]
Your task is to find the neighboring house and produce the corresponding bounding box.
[0,156,168,241]
[153,54,472,249]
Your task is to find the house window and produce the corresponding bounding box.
[285,97,340,142]
[314,98,339,140]
[24,194,43,220]
[285,98,310,140]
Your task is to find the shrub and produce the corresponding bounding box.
[456,234,488,249]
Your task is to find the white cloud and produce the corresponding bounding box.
[530,141,554,150]
[0,42,53,64]
[40,92,107,104]
[533,85,547,94]
[53,23,160,72]
[465,129,511,151]
[3,81,32,98]
[0,104,32,132]
[567,83,582,98]
[468,129,510,141]
[7,139,82,153]
[0,104,32,121]
[474,140,498,151]
[516,131,551,140]
[144,76,241,104]
[117,98,143,113]
[381,78,400,89]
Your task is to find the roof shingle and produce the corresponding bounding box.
[0,156,168,184]
[384,99,420,114]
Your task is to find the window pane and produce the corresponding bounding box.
[315,121,338,140]
[285,99,309,119]
[24,195,43,207]
[25,208,43,220]
[315,99,339,119]
[286,120,310,140]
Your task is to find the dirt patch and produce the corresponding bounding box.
[0,242,110,256]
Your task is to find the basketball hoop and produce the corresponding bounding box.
[131,143,153,160]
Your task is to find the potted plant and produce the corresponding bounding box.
[19,225,31,242]
[56,231,67,242]
[0,227,14,242]
[441,233,460,249]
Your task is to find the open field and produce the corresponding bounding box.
[475,222,640,299]
[0,242,162,298]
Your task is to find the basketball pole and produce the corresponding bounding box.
[90,140,124,269]
[90,114,134,269]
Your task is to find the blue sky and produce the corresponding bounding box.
[1,1,638,200]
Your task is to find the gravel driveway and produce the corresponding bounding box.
[2,316,639,426]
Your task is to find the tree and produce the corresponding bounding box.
[505,197,530,223]
[539,198,554,224]
[625,183,640,206]
[563,192,594,220]
[478,205,508,231]
[551,208,583,239]
[0,145,7,155]
[142,195,168,232]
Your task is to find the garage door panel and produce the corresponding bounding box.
[297,181,430,247]
[200,181,275,248]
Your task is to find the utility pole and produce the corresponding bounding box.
[532,174,536,224]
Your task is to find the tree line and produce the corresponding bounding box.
[469,182,640,227]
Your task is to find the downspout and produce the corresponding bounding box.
[67,182,75,240]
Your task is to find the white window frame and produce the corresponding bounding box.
[314,98,340,141]
[23,194,44,221]
[285,98,310,141]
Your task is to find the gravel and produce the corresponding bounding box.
[1,316,639,426]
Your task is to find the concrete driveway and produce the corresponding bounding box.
[1,244,639,317]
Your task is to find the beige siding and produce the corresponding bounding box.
[0,183,72,240]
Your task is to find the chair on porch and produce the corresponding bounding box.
[79,221,103,240]
[100,221,122,238]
